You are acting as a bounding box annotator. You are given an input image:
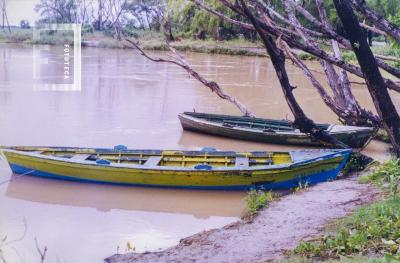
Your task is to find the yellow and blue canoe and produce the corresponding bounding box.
[0,146,351,190]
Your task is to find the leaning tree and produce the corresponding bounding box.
[182,0,400,154]
[125,0,400,153]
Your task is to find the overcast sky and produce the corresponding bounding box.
[6,0,40,26]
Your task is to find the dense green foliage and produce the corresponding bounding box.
[168,0,255,40]
[366,0,400,53]
[366,0,400,18]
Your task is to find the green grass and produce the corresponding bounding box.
[341,51,357,63]
[138,37,267,56]
[279,255,387,262]
[284,159,400,262]
[291,198,400,260]
[0,28,32,43]
[370,45,400,68]
[97,38,126,48]
[245,189,274,215]
[297,52,317,60]
[359,158,400,197]
[371,45,400,58]
[0,28,75,45]
[294,180,310,192]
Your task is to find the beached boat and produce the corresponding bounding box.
[1,146,351,190]
[179,112,374,148]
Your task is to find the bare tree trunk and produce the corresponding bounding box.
[98,0,103,31]
[1,0,4,29]
[315,0,378,126]
[239,0,347,148]
[280,0,378,127]
[333,0,400,156]
[114,20,122,40]
[165,16,174,41]
[1,0,10,33]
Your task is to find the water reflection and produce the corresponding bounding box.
[5,175,245,218]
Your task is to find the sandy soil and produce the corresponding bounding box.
[105,175,379,263]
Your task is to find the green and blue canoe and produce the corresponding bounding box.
[179,112,374,148]
[1,146,351,190]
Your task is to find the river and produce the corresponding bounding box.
[0,43,392,262]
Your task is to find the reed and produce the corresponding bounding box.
[245,189,274,215]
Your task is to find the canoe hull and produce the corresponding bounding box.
[3,149,351,190]
[179,113,373,148]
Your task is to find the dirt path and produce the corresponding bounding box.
[105,176,379,263]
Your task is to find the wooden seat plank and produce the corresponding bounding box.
[144,156,163,166]
[71,154,91,160]
[235,157,249,168]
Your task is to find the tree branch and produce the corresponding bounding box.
[238,0,348,148]
[35,237,47,263]
[125,38,255,117]
[350,0,400,43]
[210,0,400,91]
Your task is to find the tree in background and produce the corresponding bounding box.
[20,20,30,29]
[35,0,79,24]
[168,0,255,40]
[1,0,11,32]
[35,0,164,38]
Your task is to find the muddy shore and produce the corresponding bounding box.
[105,175,380,263]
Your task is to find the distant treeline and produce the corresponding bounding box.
[2,0,390,46]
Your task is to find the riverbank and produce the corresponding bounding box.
[0,28,268,56]
[105,173,381,263]
[282,158,400,262]
[2,29,392,62]
[0,28,320,59]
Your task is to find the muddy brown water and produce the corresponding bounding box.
[0,43,392,262]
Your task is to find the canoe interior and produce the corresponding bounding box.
[7,146,293,167]
[183,112,330,131]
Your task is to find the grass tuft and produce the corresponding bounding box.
[294,180,310,192]
[245,189,274,215]
[359,158,400,197]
